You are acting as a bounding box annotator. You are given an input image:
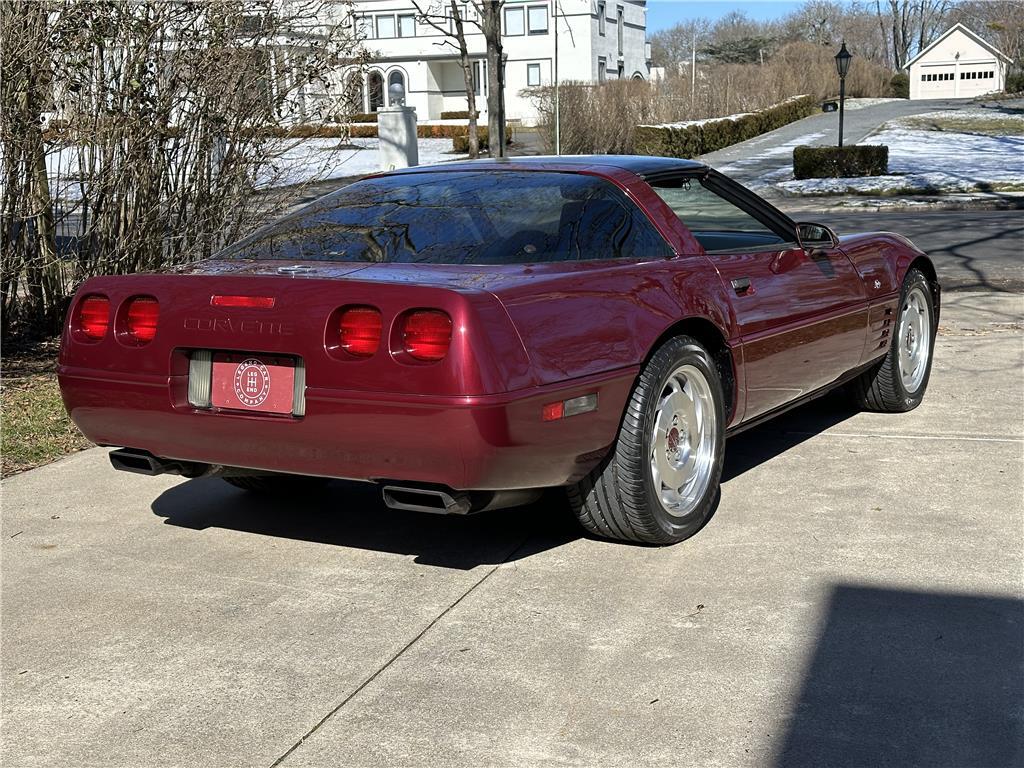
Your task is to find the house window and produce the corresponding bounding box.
[398,14,415,37]
[376,15,396,39]
[388,71,405,104]
[357,15,373,38]
[617,6,623,55]
[505,6,525,36]
[527,5,548,34]
[598,57,607,83]
[598,1,606,35]
[472,60,488,97]
[527,62,541,86]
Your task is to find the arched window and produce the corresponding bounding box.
[388,70,405,105]
[344,71,365,115]
[368,71,384,112]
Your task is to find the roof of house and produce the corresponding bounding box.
[903,22,1013,70]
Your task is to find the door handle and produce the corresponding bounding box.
[731,277,752,295]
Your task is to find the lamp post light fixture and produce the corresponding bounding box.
[834,41,852,147]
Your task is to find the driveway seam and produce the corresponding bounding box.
[269,534,532,767]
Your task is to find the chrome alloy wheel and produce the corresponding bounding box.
[649,364,717,517]
[898,285,931,392]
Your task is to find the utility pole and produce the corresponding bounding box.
[554,0,560,154]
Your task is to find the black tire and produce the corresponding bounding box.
[569,335,726,545]
[853,268,936,413]
[222,475,330,494]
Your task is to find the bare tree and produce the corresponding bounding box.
[477,0,506,157]
[0,0,364,337]
[875,0,952,68]
[412,0,480,157]
[951,1,1024,68]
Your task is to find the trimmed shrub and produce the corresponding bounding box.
[633,95,817,159]
[1006,72,1024,94]
[349,112,378,123]
[452,126,513,153]
[441,110,472,120]
[889,72,910,99]
[792,145,889,179]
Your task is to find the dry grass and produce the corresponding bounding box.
[899,113,1024,137]
[1,341,90,477]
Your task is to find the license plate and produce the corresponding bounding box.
[210,353,295,415]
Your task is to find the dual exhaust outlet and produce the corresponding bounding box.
[109,448,538,514]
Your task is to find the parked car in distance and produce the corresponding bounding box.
[58,156,939,544]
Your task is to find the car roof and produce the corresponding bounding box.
[379,155,708,179]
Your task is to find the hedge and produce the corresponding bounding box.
[452,126,514,153]
[633,95,817,158]
[441,110,472,120]
[261,123,495,140]
[792,145,889,179]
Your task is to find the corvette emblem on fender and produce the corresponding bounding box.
[233,359,271,407]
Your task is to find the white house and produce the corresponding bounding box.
[340,0,651,124]
[905,23,1011,100]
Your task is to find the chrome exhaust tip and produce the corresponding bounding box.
[381,485,473,515]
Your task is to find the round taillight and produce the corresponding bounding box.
[77,295,110,340]
[402,310,452,362]
[126,297,159,343]
[338,306,382,357]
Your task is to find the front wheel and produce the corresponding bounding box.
[853,267,936,412]
[569,335,726,545]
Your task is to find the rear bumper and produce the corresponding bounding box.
[58,365,636,490]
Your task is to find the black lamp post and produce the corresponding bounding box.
[835,41,852,147]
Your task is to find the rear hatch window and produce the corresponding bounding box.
[222,171,672,265]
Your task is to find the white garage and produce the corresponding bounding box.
[905,23,1011,100]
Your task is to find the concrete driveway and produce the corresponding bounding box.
[3,289,1022,767]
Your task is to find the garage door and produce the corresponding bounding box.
[919,66,956,97]
[958,61,999,97]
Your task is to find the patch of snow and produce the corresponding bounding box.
[891,107,1024,126]
[45,137,467,201]
[645,112,755,130]
[258,137,466,188]
[775,127,1024,196]
[841,98,904,111]
[716,131,828,177]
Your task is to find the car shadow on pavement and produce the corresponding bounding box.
[722,389,860,483]
[150,391,861,565]
[151,478,581,570]
[775,584,1024,767]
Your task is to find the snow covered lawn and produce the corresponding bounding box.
[259,137,467,187]
[775,108,1024,197]
[46,137,467,200]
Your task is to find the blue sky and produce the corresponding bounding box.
[647,1,806,33]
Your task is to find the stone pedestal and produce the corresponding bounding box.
[377,106,418,170]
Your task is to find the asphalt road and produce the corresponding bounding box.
[3,287,1022,766]
[814,209,1024,292]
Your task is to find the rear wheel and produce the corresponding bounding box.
[222,475,329,494]
[853,268,935,412]
[569,336,725,545]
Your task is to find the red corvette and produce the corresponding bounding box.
[58,156,939,544]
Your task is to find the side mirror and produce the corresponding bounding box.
[796,222,839,251]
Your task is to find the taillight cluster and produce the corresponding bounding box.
[72,294,159,345]
[336,306,452,362]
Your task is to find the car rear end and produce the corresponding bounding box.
[58,270,631,492]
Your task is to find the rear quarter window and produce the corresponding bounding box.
[222,171,674,265]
